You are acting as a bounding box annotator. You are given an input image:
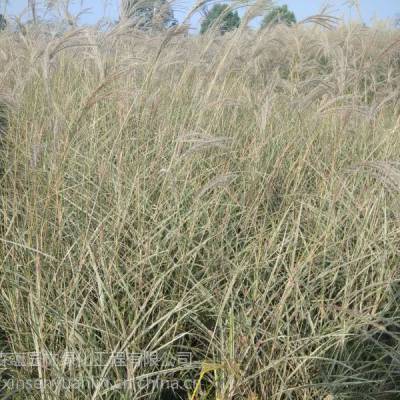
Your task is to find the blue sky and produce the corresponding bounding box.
[2,1,400,29]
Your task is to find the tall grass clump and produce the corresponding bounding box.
[0,10,399,400]
[0,101,6,138]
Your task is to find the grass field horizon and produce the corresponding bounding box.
[0,6,400,399]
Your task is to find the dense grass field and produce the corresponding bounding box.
[0,15,400,400]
